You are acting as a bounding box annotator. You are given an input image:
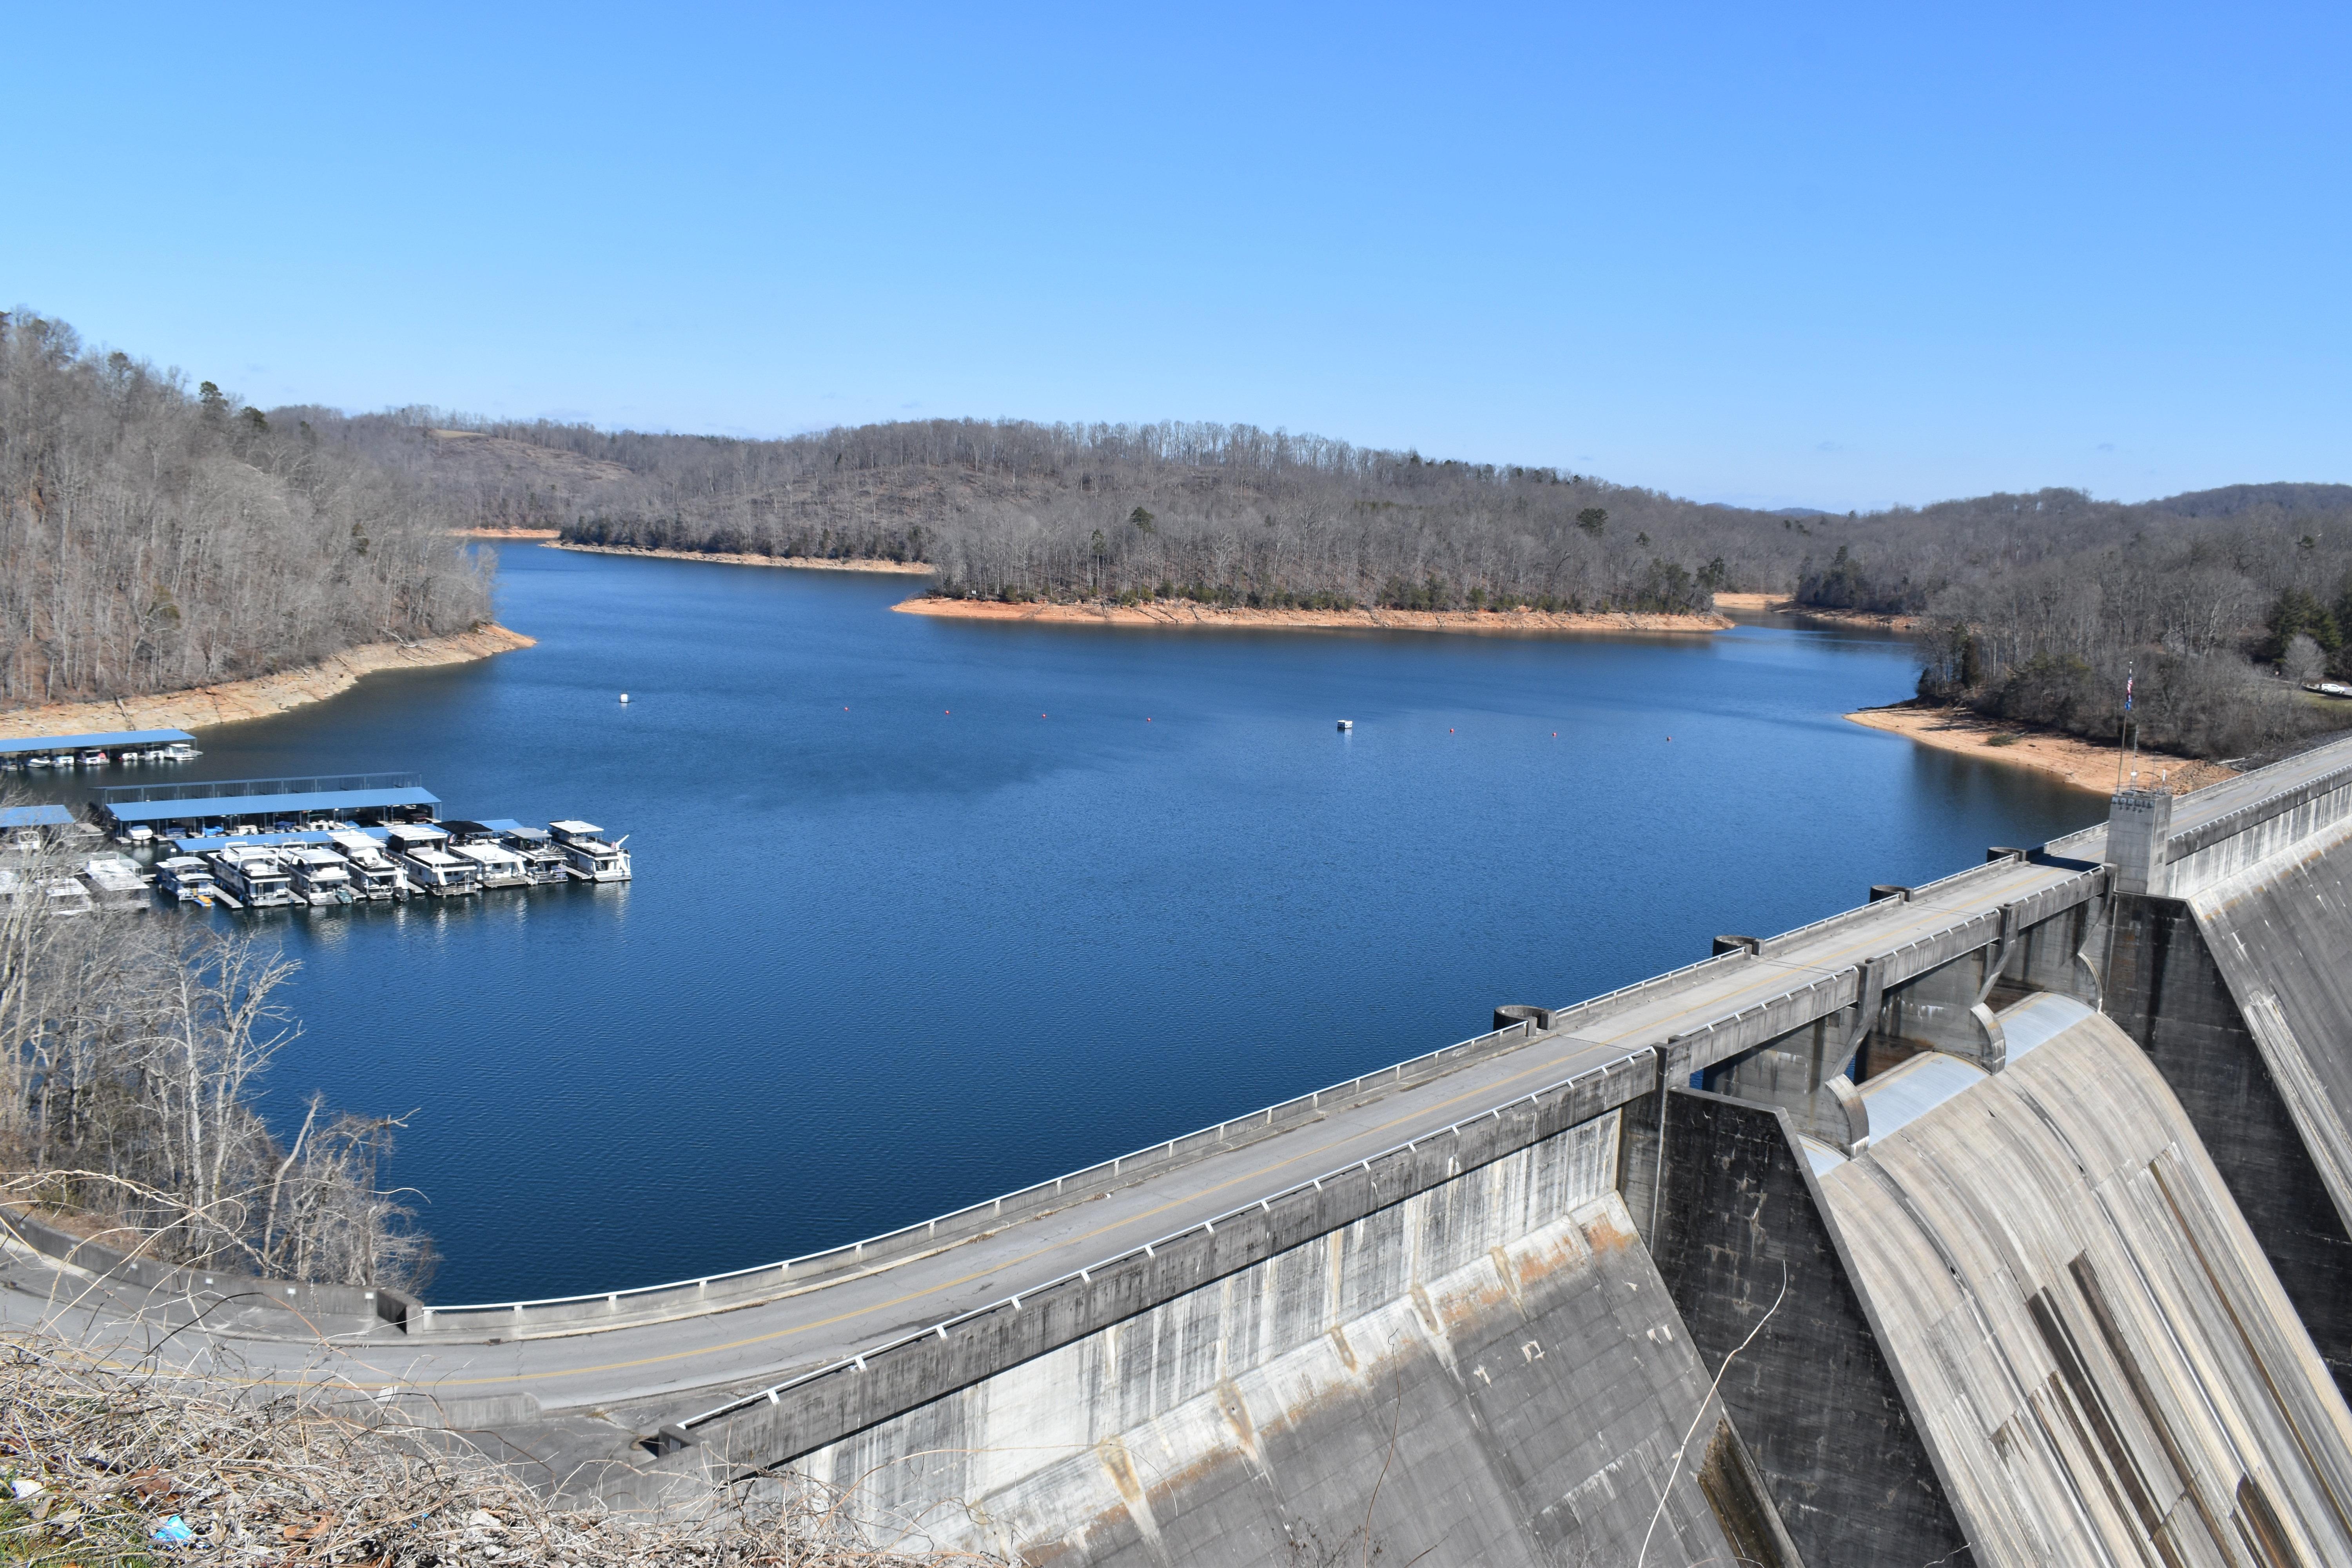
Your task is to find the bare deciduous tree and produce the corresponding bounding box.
[0,821,430,1289]
[0,311,492,711]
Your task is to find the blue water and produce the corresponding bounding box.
[27,548,2101,1299]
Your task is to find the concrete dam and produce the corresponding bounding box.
[13,735,2352,1565]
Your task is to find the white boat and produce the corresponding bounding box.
[77,750,109,768]
[24,753,54,769]
[1337,719,1354,731]
[118,825,154,846]
[329,831,407,899]
[548,820,632,882]
[160,742,199,761]
[508,832,571,885]
[82,854,151,906]
[42,879,93,916]
[155,856,220,904]
[452,841,530,888]
[285,848,356,905]
[399,846,481,895]
[208,845,296,908]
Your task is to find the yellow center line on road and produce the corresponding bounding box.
[187,860,2085,1397]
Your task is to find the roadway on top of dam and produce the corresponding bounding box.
[7,740,2345,1426]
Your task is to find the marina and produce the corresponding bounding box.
[2,743,632,914]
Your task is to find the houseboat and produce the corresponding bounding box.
[548,820,632,882]
[451,840,530,888]
[43,879,93,916]
[155,856,220,904]
[470,820,569,884]
[81,854,150,906]
[399,846,481,895]
[209,845,296,908]
[286,848,356,905]
[329,831,407,899]
[386,825,479,895]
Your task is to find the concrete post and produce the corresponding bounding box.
[2108,788,2175,897]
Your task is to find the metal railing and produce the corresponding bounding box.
[414,828,2115,1331]
[674,1044,1657,1439]
[93,773,427,806]
[414,1014,1551,1325]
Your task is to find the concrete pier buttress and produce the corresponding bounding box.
[763,1115,1798,1566]
[1645,1088,1971,1567]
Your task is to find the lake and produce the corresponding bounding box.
[22,548,2102,1300]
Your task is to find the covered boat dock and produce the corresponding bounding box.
[0,728,195,762]
[92,773,440,835]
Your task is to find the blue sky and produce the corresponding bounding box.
[5,3,2345,510]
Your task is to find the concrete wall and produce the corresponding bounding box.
[1816,1007,2352,1567]
[0,1204,412,1332]
[766,1114,1798,1567]
[2105,887,2352,1397]
[2165,762,2352,898]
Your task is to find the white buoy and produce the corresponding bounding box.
[619,693,630,704]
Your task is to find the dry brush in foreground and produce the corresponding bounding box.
[0,1332,990,1566]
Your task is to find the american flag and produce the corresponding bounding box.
[2125,675,2134,713]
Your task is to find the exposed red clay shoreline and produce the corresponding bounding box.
[1713,591,1923,632]
[549,542,935,574]
[1845,700,2235,796]
[0,624,538,738]
[891,597,1731,636]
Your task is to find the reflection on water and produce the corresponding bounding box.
[12,548,2101,1299]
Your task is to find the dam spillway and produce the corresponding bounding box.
[14,733,2352,1564]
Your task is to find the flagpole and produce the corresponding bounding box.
[2115,663,2135,793]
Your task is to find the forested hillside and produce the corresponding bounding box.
[308,413,1763,614]
[312,410,2350,762]
[0,313,491,711]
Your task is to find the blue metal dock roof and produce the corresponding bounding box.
[102,787,440,825]
[0,728,195,757]
[0,804,75,828]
